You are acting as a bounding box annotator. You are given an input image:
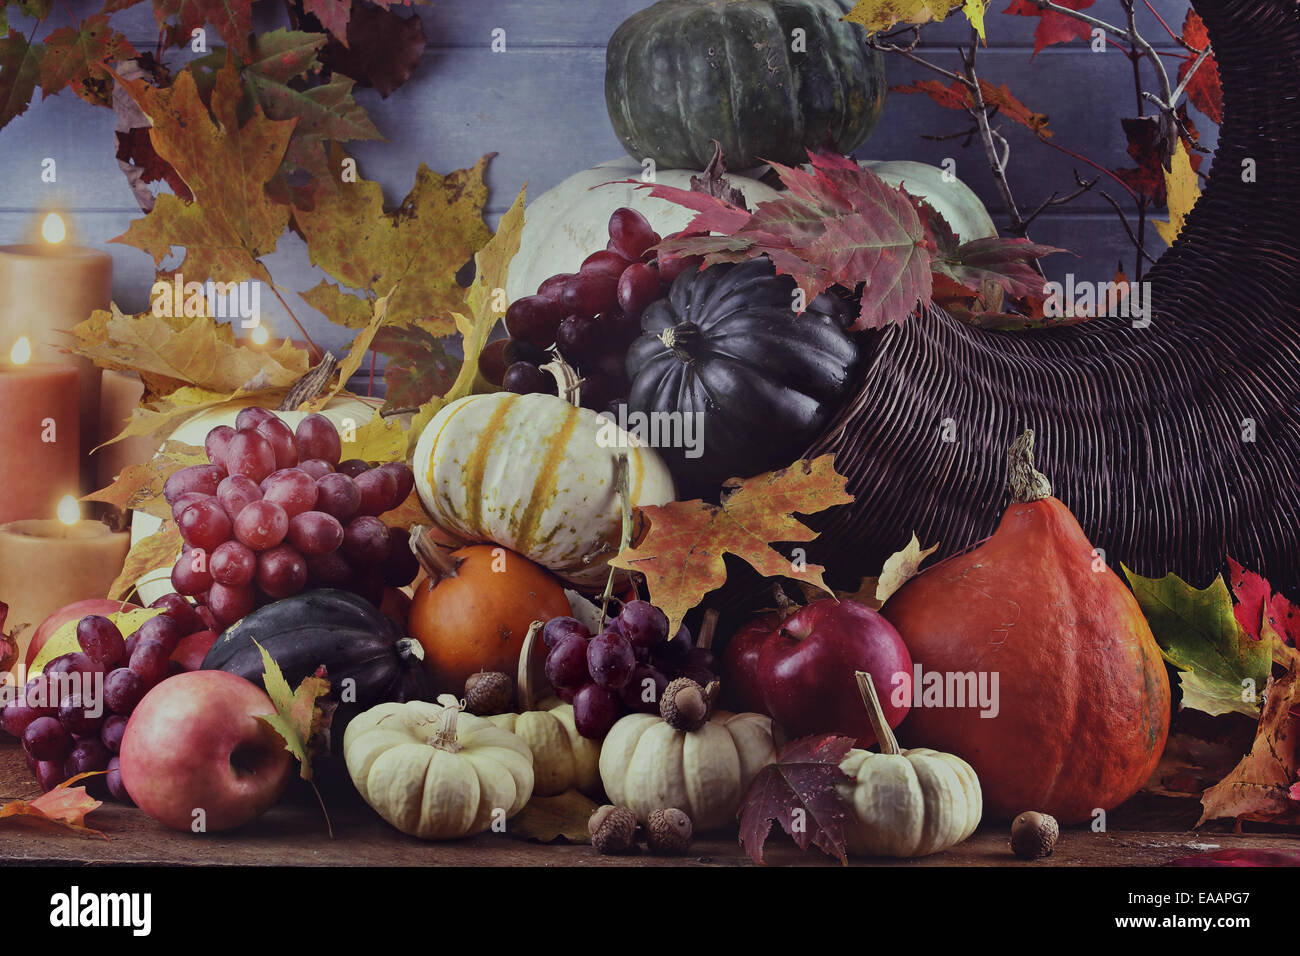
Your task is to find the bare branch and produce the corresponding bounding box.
[1099,191,1159,266]
[1021,173,1099,230]
[1169,45,1212,106]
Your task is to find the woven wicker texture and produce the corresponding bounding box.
[803,0,1300,598]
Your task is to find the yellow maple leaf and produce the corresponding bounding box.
[301,292,391,412]
[109,524,182,601]
[844,0,988,40]
[874,532,940,605]
[104,385,281,446]
[608,456,855,634]
[343,411,406,464]
[83,440,206,520]
[1154,141,1201,245]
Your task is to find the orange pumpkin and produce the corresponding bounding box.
[408,534,571,694]
[882,431,1170,824]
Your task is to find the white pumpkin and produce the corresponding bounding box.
[488,700,600,797]
[862,160,998,244]
[599,708,777,830]
[344,694,534,840]
[130,395,380,603]
[505,157,781,302]
[836,673,983,857]
[413,392,675,590]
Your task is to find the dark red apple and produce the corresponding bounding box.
[756,599,911,746]
[170,630,219,672]
[119,670,292,831]
[722,613,777,714]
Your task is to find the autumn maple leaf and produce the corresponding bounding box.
[1002,0,1095,56]
[1178,10,1222,124]
[891,78,1052,137]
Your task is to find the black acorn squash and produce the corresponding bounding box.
[605,0,887,170]
[201,589,430,735]
[625,257,859,496]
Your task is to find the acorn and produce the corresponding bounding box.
[646,808,693,855]
[660,678,716,732]
[1010,811,1059,859]
[588,805,638,855]
[464,670,513,716]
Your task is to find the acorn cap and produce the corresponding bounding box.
[646,808,693,855]
[588,805,638,855]
[464,671,513,716]
[660,677,717,732]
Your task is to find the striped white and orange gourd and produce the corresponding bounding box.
[412,392,675,590]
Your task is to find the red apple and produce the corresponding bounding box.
[119,670,292,831]
[755,599,911,746]
[26,599,139,673]
[170,630,219,672]
[722,613,777,714]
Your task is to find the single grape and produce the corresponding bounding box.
[226,428,277,483]
[129,640,170,686]
[560,273,620,318]
[503,338,550,367]
[478,337,511,385]
[172,547,214,596]
[234,406,279,432]
[287,511,345,555]
[297,458,335,480]
[255,417,298,470]
[503,362,557,396]
[342,516,390,567]
[58,692,104,737]
[44,651,103,680]
[621,663,668,714]
[163,464,225,504]
[542,617,591,650]
[22,716,72,762]
[337,459,370,479]
[64,738,111,792]
[208,582,256,626]
[377,462,416,505]
[544,634,590,691]
[261,468,318,518]
[170,491,210,523]
[536,272,577,304]
[572,683,621,739]
[315,472,361,521]
[21,675,56,716]
[381,527,419,587]
[617,262,661,316]
[210,539,257,586]
[618,600,669,650]
[556,313,602,364]
[659,252,704,284]
[295,414,342,465]
[217,474,263,522]
[137,614,183,654]
[205,425,237,469]
[106,755,130,803]
[354,468,399,517]
[578,366,627,411]
[76,615,126,667]
[0,701,41,738]
[100,714,128,753]
[256,545,308,599]
[122,630,141,661]
[587,630,635,690]
[608,208,657,261]
[555,685,577,704]
[581,249,634,279]
[177,497,234,552]
[682,646,716,674]
[148,592,203,636]
[103,668,145,715]
[504,294,565,348]
[233,499,289,550]
[32,759,66,792]
[195,605,220,633]
[306,551,353,589]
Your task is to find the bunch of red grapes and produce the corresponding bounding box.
[542,600,718,740]
[489,207,703,412]
[164,407,419,627]
[0,593,210,800]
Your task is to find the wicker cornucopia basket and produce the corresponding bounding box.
[800,0,1300,600]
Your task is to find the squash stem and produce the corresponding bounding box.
[1008,429,1053,503]
[659,322,700,363]
[541,353,583,407]
[855,671,900,756]
[518,620,544,713]
[409,525,461,579]
[696,608,718,650]
[432,694,464,754]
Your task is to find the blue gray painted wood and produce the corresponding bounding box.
[0,0,1211,391]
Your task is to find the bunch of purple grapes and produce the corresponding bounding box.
[163,407,420,627]
[498,207,705,412]
[542,600,717,740]
[0,594,207,800]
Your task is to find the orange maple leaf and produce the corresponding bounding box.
[608,456,853,634]
[0,774,107,840]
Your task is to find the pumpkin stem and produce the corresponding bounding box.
[518,620,544,713]
[431,694,465,754]
[696,608,719,650]
[855,671,900,756]
[541,354,583,407]
[1008,429,1052,503]
[409,525,462,579]
[396,638,425,664]
[659,322,700,363]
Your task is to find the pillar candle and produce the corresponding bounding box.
[0,347,80,524]
[95,370,159,490]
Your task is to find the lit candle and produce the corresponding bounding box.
[0,212,112,492]
[0,336,80,524]
[0,495,130,655]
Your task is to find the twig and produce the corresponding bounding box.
[1099,191,1159,267]
[1034,133,1140,202]
[1169,46,1212,105]
[268,283,321,360]
[868,33,971,87]
[961,31,1024,233]
[1141,0,1182,44]
[1020,173,1099,231]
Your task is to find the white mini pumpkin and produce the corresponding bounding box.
[344,694,534,840]
[413,391,675,590]
[862,160,997,243]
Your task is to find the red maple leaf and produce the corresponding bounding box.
[1228,557,1299,646]
[1177,10,1222,123]
[891,78,1052,137]
[1003,0,1096,56]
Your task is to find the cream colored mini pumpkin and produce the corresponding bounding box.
[837,673,982,857]
[488,699,600,797]
[344,694,534,840]
[413,391,675,590]
[599,705,776,830]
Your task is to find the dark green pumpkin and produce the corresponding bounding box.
[625,258,859,497]
[605,0,887,170]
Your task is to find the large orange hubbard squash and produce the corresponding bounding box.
[882,431,1170,824]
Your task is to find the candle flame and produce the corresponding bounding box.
[41,213,67,245]
[250,324,270,346]
[10,337,31,365]
[57,495,79,526]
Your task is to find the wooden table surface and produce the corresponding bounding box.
[1,741,1295,867]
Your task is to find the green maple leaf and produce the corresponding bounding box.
[252,639,333,781]
[0,31,42,131]
[39,14,134,106]
[1124,566,1272,718]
